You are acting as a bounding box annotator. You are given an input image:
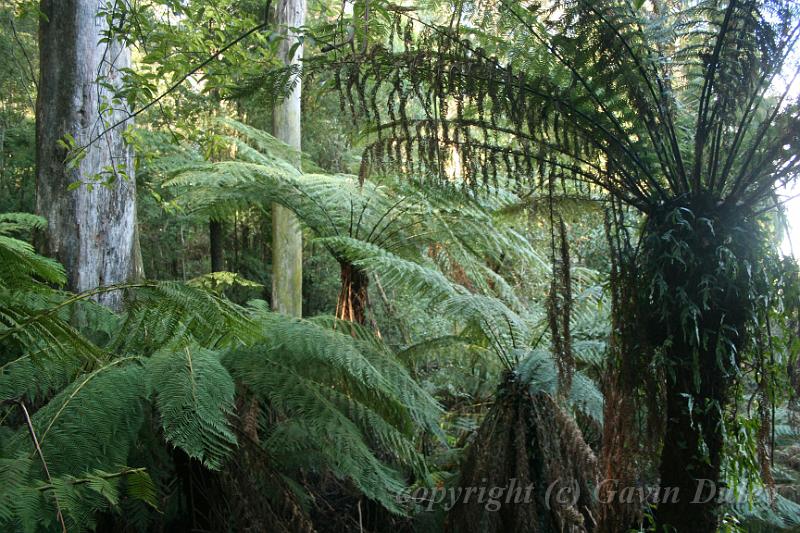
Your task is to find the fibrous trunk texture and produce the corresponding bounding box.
[447,373,597,533]
[336,262,369,325]
[36,0,142,310]
[596,204,659,533]
[271,0,306,317]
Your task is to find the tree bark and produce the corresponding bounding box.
[271,0,305,317]
[209,219,224,273]
[36,0,142,310]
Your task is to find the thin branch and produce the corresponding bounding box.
[72,21,270,158]
[15,399,67,533]
[749,187,800,218]
[6,14,38,91]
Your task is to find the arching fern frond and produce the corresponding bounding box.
[317,236,464,304]
[111,281,259,354]
[222,304,443,512]
[146,342,238,470]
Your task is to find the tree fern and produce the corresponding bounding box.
[153,119,545,314]
[0,223,446,529]
[318,236,464,305]
[223,304,442,513]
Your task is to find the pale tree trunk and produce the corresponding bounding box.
[271,0,305,317]
[36,0,142,311]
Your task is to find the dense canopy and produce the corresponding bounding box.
[1,0,799,532]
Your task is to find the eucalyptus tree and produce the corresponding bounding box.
[319,0,800,530]
[272,0,307,316]
[36,0,142,310]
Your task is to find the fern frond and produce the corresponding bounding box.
[0,213,47,237]
[223,308,443,513]
[0,235,65,290]
[0,291,105,385]
[516,348,604,425]
[0,350,84,404]
[439,293,532,360]
[146,342,237,470]
[318,236,464,304]
[0,360,147,532]
[112,281,258,353]
[225,347,411,513]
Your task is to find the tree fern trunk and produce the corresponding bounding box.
[336,262,369,325]
[639,201,754,532]
[653,326,729,532]
[655,368,724,532]
[36,0,142,311]
[271,0,305,317]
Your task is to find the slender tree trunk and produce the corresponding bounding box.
[36,0,142,310]
[271,0,305,317]
[209,219,224,272]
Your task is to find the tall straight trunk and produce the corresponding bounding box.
[209,219,224,272]
[271,0,305,317]
[36,0,142,310]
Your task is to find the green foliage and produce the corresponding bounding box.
[155,119,546,312]
[1,360,147,532]
[314,0,800,528]
[0,217,445,530]
[146,343,238,470]
[225,317,424,512]
[6,0,800,530]
[0,213,64,290]
[0,2,37,215]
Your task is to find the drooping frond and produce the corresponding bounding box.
[317,0,800,212]
[110,281,259,353]
[439,293,531,367]
[516,348,604,426]
[318,236,464,304]
[0,232,64,290]
[146,342,238,470]
[223,303,443,512]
